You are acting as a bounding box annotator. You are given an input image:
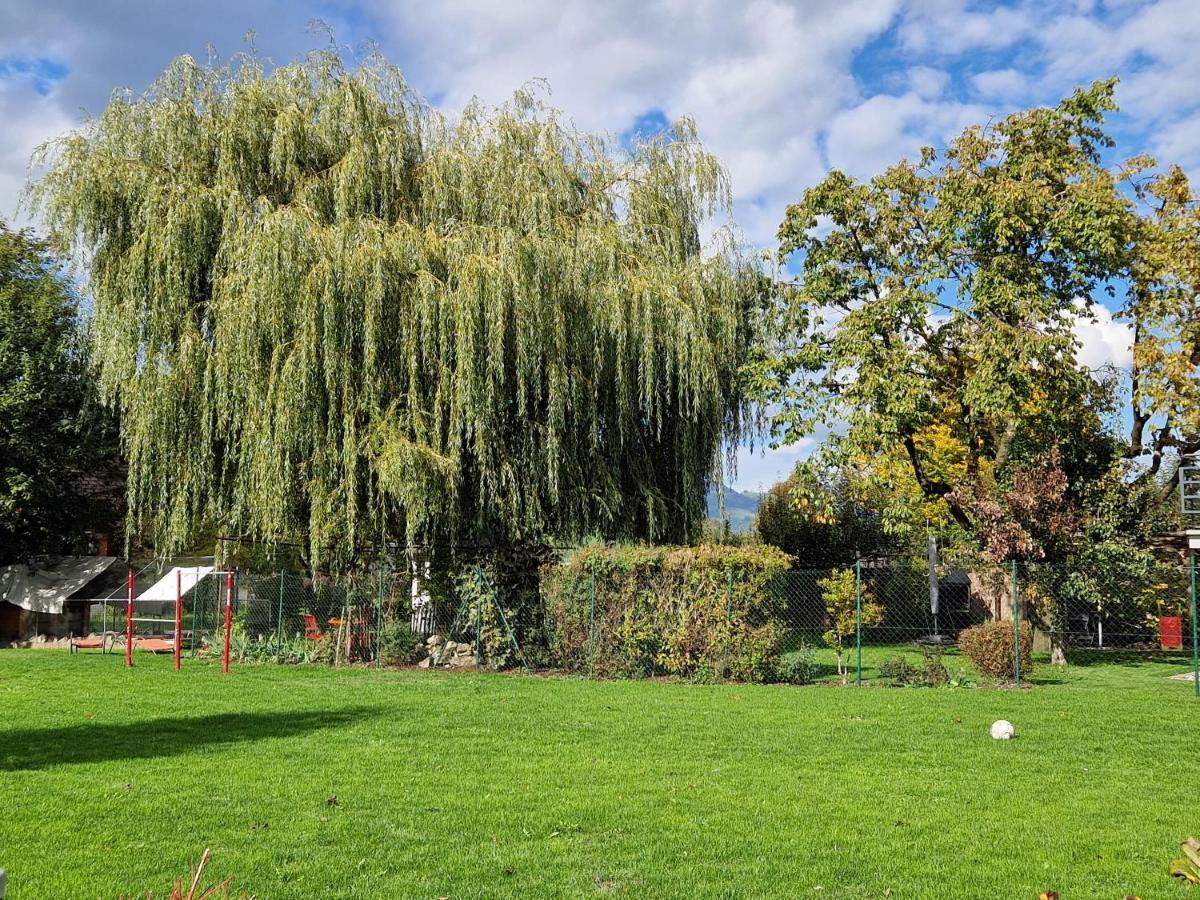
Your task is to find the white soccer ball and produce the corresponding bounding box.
[990,719,1015,740]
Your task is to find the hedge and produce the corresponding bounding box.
[542,543,792,682]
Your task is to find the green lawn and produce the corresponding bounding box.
[1,650,1196,898]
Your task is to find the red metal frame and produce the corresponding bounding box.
[222,570,233,674]
[125,568,134,668]
[174,568,183,670]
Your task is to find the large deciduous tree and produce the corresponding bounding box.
[756,80,1196,563]
[28,49,763,569]
[0,222,121,562]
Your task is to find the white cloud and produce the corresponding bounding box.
[824,91,987,178]
[970,68,1031,101]
[1072,301,1133,371]
[0,82,73,222]
[898,0,1033,54]
[907,65,950,99]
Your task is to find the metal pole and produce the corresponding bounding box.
[855,560,862,686]
[1012,560,1021,686]
[1191,553,1198,699]
[474,587,482,669]
[125,567,134,668]
[721,569,734,678]
[189,581,199,660]
[590,572,597,642]
[222,570,233,674]
[174,568,182,671]
[376,569,384,669]
[276,570,285,646]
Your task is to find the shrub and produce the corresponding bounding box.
[879,649,950,687]
[959,620,1033,680]
[378,616,423,665]
[777,645,817,685]
[922,646,950,686]
[542,543,791,683]
[879,654,922,685]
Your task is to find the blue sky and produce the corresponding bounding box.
[1,0,1196,490]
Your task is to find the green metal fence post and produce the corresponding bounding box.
[1012,560,1021,686]
[474,582,483,669]
[723,569,735,678]
[589,572,597,642]
[855,560,862,687]
[376,569,384,669]
[1191,553,1198,699]
[276,571,285,645]
[725,570,734,623]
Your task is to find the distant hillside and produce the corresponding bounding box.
[705,486,762,534]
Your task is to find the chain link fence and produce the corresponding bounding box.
[542,554,1198,690]
[70,551,1200,694]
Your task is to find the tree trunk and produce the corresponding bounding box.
[1049,633,1067,666]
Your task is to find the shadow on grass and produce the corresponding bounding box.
[1,707,377,772]
[1051,650,1194,669]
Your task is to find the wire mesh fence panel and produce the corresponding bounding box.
[769,562,1005,685]
[1021,559,1196,673]
[768,568,843,684]
[218,571,388,665]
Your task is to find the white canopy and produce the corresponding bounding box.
[136,566,216,602]
[0,557,118,615]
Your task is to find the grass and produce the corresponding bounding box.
[1,650,1197,898]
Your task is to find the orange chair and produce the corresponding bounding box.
[134,637,174,653]
[69,634,108,654]
[303,613,325,641]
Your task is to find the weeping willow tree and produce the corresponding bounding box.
[27,48,762,569]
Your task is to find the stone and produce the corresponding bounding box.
[417,657,431,669]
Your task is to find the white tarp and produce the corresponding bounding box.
[0,557,118,614]
[136,566,216,602]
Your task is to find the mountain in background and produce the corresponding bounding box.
[705,486,762,534]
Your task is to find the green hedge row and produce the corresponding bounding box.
[542,543,792,682]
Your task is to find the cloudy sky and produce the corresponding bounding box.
[2,0,1196,490]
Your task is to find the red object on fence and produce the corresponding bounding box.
[125,568,134,668]
[223,570,233,674]
[1160,615,1184,651]
[302,614,324,641]
[174,568,183,671]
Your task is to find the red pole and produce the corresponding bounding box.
[174,568,183,671]
[125,567,134,668]
[222,570,233,674]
